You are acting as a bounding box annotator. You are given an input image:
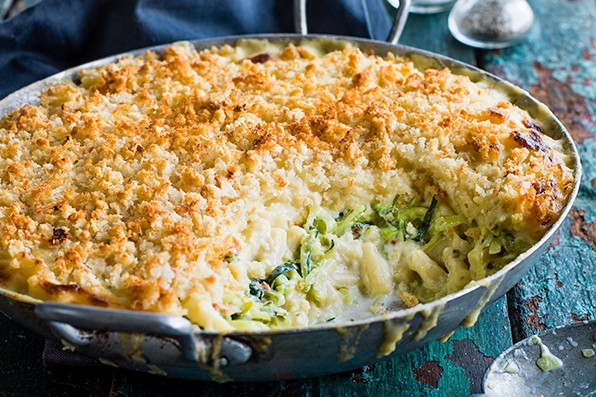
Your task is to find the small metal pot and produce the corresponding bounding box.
[0,0,581,382]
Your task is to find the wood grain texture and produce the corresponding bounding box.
[0,1,594,396]
[399,10,476,63]
[480,0,596,342]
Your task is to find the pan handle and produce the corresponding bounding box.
[294,0,412,44]
[35,303,252,366]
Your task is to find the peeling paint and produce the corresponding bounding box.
[571,313,590,322]
[553,272,563,288]
[0,1,592,396]
[444,339,494,393]
[350,365,375,384]
[548,231,561,249]
[412,361,443,388]
[569,209,596,250]
[523,295,548,331]
[529,62,593,144]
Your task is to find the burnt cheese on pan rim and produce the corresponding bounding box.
[0,40,575,331]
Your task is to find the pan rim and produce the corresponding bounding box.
[0,33,583,336]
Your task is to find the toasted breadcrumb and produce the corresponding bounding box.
[0,41,574,329]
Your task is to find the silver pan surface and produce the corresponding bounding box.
[0,7,582,381]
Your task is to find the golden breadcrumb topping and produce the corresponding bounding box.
[0,41,574,330]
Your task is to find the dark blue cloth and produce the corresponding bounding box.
[0,0,391,99]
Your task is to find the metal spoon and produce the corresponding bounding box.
[473,320,596,396]
[448,0,534,49]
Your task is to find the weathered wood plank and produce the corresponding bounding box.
[399,9,476,64]
[479,0,596,341]
[11,2,594,396]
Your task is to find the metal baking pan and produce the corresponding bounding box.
[0,0,582,382]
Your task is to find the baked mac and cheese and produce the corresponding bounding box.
[0,40,574,330]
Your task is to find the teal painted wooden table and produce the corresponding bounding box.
[0,1,594,396]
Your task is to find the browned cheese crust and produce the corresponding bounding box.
[0,41,574,323]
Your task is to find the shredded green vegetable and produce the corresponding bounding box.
[240,194,500,327]
[413,195,437,241]
[300,239,314,278]
[333,205,366,235]
[351,221,372,238]
[249,279,266,299]
[267,262,300,285]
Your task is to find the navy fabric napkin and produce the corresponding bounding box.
[0,0,391,366]
[43,340,99,367]
[0,0,392,99]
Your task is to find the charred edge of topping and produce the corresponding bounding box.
[51,227,69,245]
[540,214,553,226]
[488,107,506,118]
[252,132,272,148]
[40,281,83,294]
[532,180,555,195]
[205,100,222,112]
[249,53,272,64]
[512,130,547,153]
[522,119,544,134]
[351,72,368,86]
[39,281,110,307]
